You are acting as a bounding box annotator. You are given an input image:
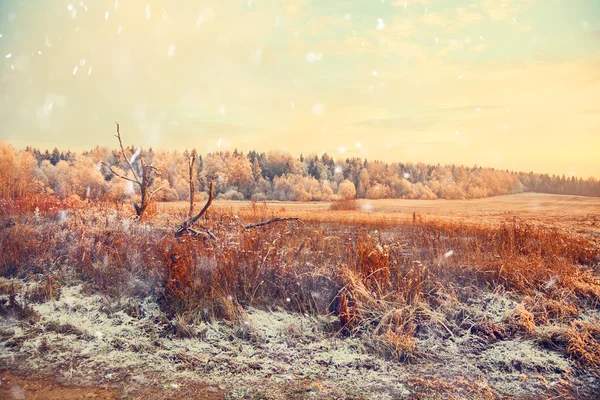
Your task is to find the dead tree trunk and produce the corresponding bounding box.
[187,150,196,218]
[101,122,163,220]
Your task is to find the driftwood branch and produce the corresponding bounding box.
[243,217,303,229]
[175,181,214,238]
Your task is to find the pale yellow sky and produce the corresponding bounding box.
[1,0,599,177]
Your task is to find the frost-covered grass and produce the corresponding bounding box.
[1,283,592,399]
[0,198,599,398]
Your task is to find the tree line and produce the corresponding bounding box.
[1,140,599,202]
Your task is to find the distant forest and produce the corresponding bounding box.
[1,141,599,201]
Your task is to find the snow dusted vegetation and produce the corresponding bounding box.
[0,195,599,398]
[1,281,594,399]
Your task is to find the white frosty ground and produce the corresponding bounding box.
[0,284,579,398]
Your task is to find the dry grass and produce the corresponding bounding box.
[1,194,599,369]
[329,199,358,211]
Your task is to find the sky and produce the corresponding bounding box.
[0,0,599,178]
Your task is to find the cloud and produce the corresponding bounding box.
[391,0,435,7]
[480,0,536,21]
[412,7,486,32]
[470,43,488,52]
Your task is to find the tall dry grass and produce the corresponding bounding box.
[1,195,599,364]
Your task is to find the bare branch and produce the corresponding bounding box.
[101,162,141,186]
[114,122,140,183]
[243,217,303,230]
[148,185,166,200]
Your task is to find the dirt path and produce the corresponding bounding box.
[0,370,225,400]
[0,370,116,399]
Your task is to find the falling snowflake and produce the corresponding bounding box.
[80,59,86,66]
[88,67,92,75]
[290,102,295,109]
[217,138,222,148]
[129,147,141,164]
[286,297,291,302]
[311,103,325,116]
[105,11,109,20]
[167,44,176,58]
[334,166,342,174]
[67,4,73,11]
[458,75,463,79]
[372,70,378,77]
[338,146,346,154]
[513,17,517,23]
[544,276,558,289]
[117,25,123,34]
[306,52,323,63]
[58,210,68,223]
[5,53,11,59]
[444,250,454,258]
[219,106,225,116]
[37,50,42,55]
[361,203,374,212]
[475,107,481,112]
[479,35,484,40]
[435,37,439,43]
[376,18,385,31]
[455,130,459,135]
[355,141,362,148]
[145,4,151,20]
[114,0,119,11]
[73,65,78,75]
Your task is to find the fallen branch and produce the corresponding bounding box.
[185,226,217,241]
[243,217,303,230]
[175,182,214,238]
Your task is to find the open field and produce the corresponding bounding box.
[1,193,599,399]
[163,193,600,237]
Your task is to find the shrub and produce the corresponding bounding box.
[218,189,245,201]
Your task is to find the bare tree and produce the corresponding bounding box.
[102,123,163,220]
